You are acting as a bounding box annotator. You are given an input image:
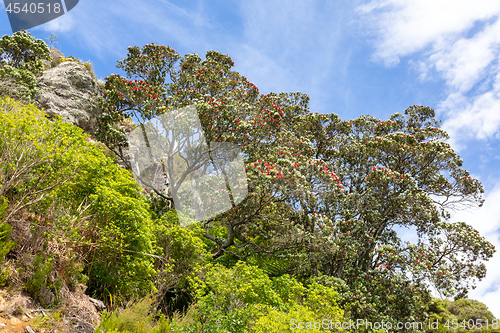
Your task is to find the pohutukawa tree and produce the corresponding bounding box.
[97,44,342,259]
[97,43,495,325]
[286,108,495,321]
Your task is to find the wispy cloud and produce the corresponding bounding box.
[40,10,76,33]
[440,78,500,149]
[235,0,356,113]
[28,0,356,116]
[34,0,213,59]
[450,182,500,318]
[357,0,500,66]
[358,0,500,149]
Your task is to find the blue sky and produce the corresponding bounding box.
[2,0,500,316]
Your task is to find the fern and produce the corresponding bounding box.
[247,254,291,277]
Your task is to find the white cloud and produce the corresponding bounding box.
[27,0,354,114]
[358,0,500,66]
[449,183,500,318]
[441,76,500,147]
[358,0,500,149]
[38,10,76,33]
[426,18,500,93]
[423,17,500,148]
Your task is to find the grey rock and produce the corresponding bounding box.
[24,326,35,333]
[36,60,102,135]
[42,47,65,70]
[89,297,106,312]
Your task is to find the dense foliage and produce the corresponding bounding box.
[0,30,51,102]
[0,32,497,332]
[0,96,157,305]
[427,298,500,332]
[96,42,496,328]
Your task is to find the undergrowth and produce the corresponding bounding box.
[95,297,189,333]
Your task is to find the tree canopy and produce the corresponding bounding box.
[96,43,496,325]
[0,30,51,102]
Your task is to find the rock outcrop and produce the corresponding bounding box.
[36,55,102,135]
[42,47,65,70]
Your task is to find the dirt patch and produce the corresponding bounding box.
[0,315,35,333]
[0,289,34,332]
[0,288,102,333]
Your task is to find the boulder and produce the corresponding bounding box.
[42,47,65,70]
[36,59,102,135]
[89,297,106,312]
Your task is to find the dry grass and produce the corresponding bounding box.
[0,204,103,332]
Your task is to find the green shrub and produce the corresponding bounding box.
[251,305,329,333]
[250,282,344,333]
[0,197,15,255]
[0,98,94,294]
[192,262,282,332]
[0,30,51,102]
[24,253,62,307]
[304,282,344,320]
[95,297,172,333]
[154,212,211,286]
[86,176,156,304]
[271,274,305,308]
[197,262,283,311]
[0,96,160,304]
[152,212,211,314]
[0,97,96,294]
[192,261,344,332]
[0,268,9,287]
[427,298,500,333]
[0,97,87,220]
[0,96,156,305]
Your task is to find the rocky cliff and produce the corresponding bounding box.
[36,49,102,135]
